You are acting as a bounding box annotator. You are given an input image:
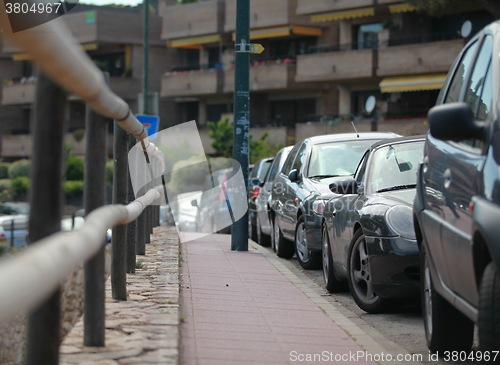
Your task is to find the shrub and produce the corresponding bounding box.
[11,176,29,198]
[0,163,10,179]
[64,180,84,198]
[106,160,114,186]
[8,159,31,179]
[66,154,84,181]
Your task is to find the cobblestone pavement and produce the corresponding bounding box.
[60,226,180,365]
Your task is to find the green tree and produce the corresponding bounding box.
[207,118,281,163]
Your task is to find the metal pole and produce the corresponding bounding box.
[26,71,66,365]
[9,219,14,249]
[126,134,137,273]
[83,74,109,346]
[111,122,128,300]
[231,0,250,251]
[135,150,146,255]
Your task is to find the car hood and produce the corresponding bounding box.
[307,177,345,195]
[370,189,416,207]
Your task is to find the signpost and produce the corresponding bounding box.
[136,114,160,137]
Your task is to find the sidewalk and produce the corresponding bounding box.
[59,227,418,365]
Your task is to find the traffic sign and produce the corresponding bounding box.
[136,115,160,137]
[250,43,265,54]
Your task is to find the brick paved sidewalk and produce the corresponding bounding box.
[60,226,180,365]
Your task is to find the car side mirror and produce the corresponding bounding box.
[428,102,484,142]
[191,199,198,208]
[250,177,261,187]
[329,177,357,195]
[288,169,299,183]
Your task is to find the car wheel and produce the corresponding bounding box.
[420,243,474,352]
[478,262,500,351]
[274,215,294,259]
[347,230,393,313]
[295,215,321,269]
[248,213,257,241]
[322,222,346,293]
[256,214,271,247]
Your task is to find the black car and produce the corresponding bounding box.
[248,157,273,241]
[414,21,500,353]
[323,136,425,313]
[270,132,400,269]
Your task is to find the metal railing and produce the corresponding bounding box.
[0,8,167,364]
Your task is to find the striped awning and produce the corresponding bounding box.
[167,34,221,48]
[380,73,447,93]
[232,25,322,41]
[310,7,375,23]
[389,2,419,13]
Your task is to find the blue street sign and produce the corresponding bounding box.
[136,115,160,137]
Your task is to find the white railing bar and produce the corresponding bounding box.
[0,185,162,323]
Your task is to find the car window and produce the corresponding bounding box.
[257,160,273,180]
[281,144,300,176]
[266,151,283,182]
[444,40,478,104]
[290,143,307,173]
[465,35,493,122]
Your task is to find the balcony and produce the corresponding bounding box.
[378,39,464,76]
[296,0,374,15]
[162,0,223,42]
[224,61,296,93]
[225,0,309,33]
[161,69,222,98]
[1,82,35,105]
[296,48,375,82]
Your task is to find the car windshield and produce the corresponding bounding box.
[369,140,424,193]
[307,140,378,178]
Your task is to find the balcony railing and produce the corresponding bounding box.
[385,31,462,47]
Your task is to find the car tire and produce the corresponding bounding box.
[248,213,257,241]
[273,215,294,259]
[478,262,500,352]
[420,243,474,353]
[256,215,271,247]
[322,222,346,293]
[347,230,394,313]
[295,215,321,269]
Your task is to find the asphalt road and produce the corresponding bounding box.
[257,244,479,365]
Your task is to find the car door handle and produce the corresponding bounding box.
[443,169,452,189]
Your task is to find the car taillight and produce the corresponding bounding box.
[251,185,261,198]
[0,233,7,243]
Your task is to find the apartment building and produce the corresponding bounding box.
[0,4,174,158]
[160,0,494,144]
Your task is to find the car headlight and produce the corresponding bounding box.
[312,200,327,215]
[385,205,416,240]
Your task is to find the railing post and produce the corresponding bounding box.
[126,134,137,273]
[83,76,109,346]
[26,71,66,365]
[111,121,129,300]
[9,219,14,249]
[135,150,146,255]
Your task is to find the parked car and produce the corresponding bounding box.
[253,146,293,247]
[414,21,500,353]
[248,157,273,241]
[323,136,425,313]
[270,132,400,268]
[170,191,202,232]
[0,214,29,250]
[0,202,30,216]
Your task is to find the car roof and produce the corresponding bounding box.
[303,132,401,145]
[368,135,426,151]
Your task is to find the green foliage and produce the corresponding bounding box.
[0,179,12,202]
[8,159,30,179]
[66,155,84,181]
[207,118,281,163]
[0,163,10,179]
[11,176,29,198]
[64,180,84,198]
[106,160,114,186]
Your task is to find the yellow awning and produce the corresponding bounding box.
[231,25,322,41]
[12,43,99,60]
[380,74,447,93]
[168,34,221,48]
[389,2,418,13]
[311,7,375,22]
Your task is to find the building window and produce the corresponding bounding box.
[356,23,383,50]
